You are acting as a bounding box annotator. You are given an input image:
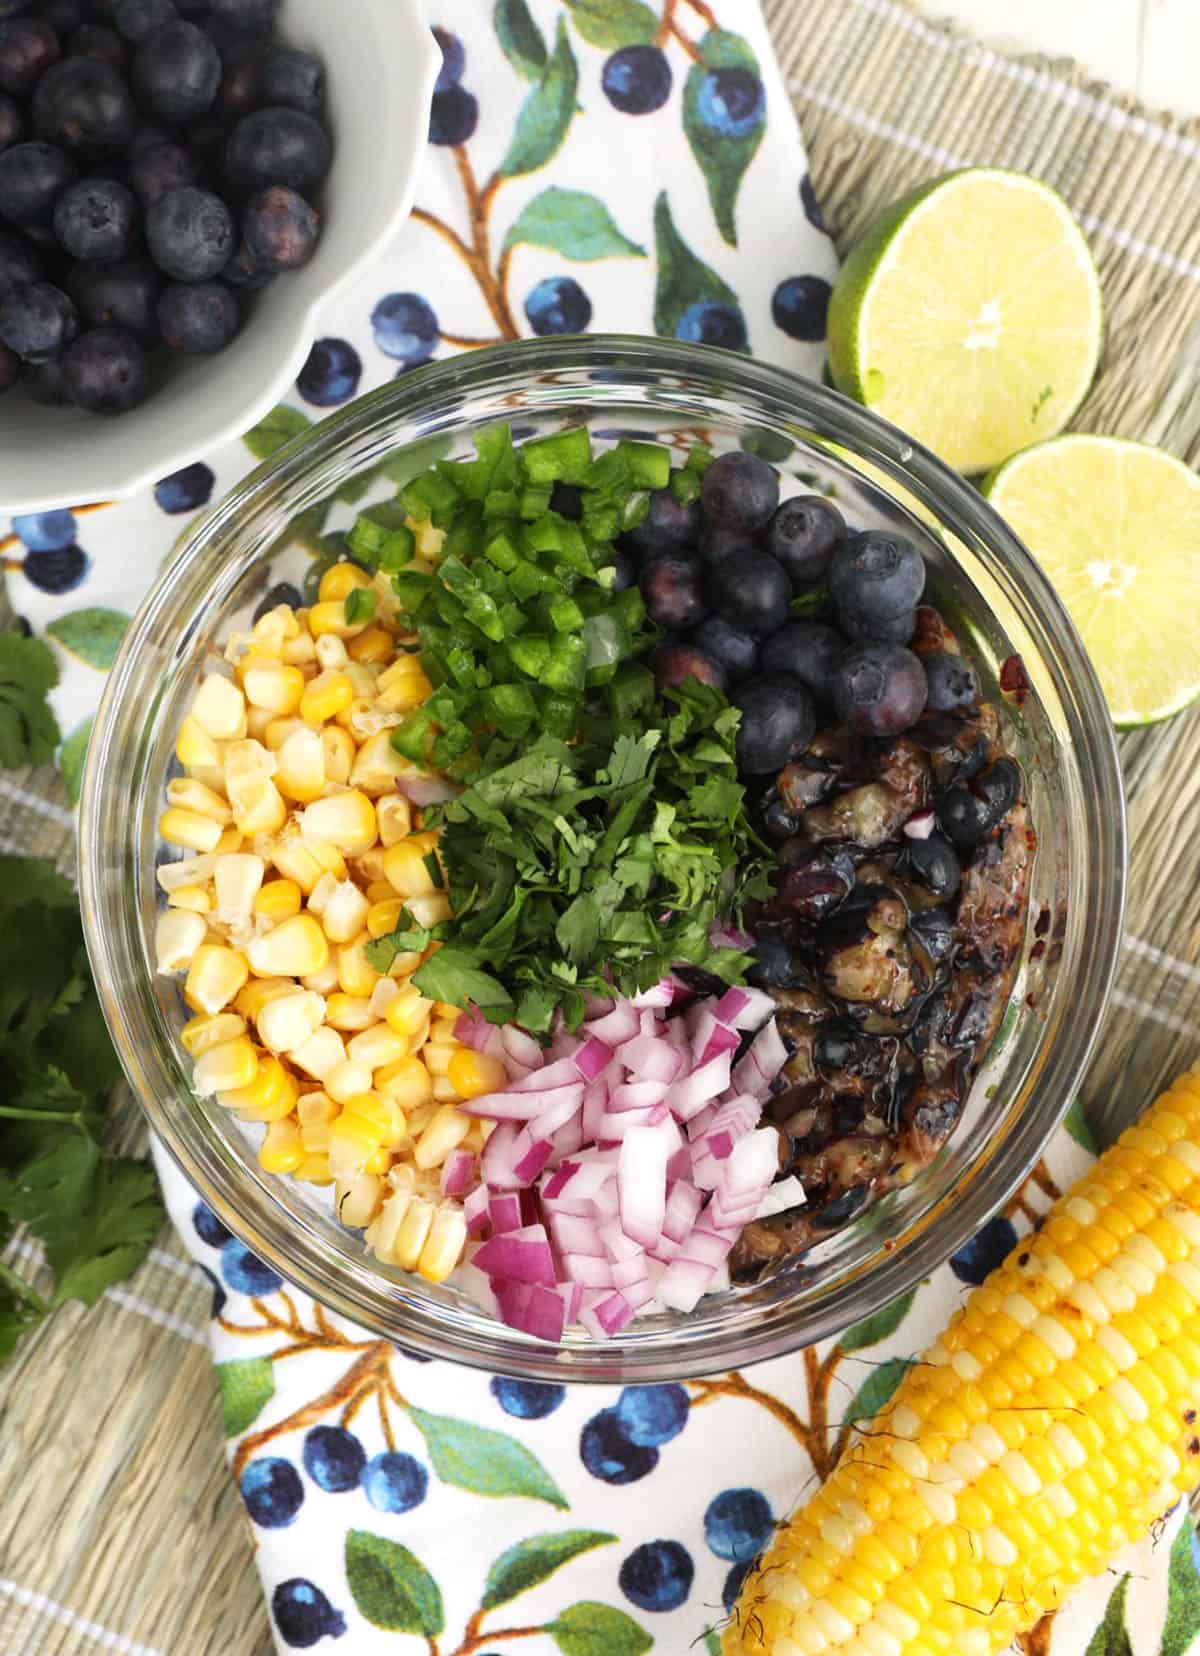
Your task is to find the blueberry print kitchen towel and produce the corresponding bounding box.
[4,0,1198,1653]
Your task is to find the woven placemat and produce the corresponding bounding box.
[2,2,1199,1650]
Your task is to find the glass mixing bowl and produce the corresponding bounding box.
[79,337,1125,1382]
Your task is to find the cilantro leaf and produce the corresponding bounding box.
[50,1158,163,1308]
[412,947,515,1023]
[0,633,61,770]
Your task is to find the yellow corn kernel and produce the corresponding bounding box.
[281,629,317,667]
[430,1074,460,1102]
[191,674,247,740]
[383,837,440,899]
[291,1027,346,1081]
[180,1010,247,1057]
[300,668,355,724]
[405,1101,437,1138]
[347,1022,409,1071]
[375,1054,434,1111]
[337,935,379,998]
[274,726,326,803]
[348,625,394,665]
[257,990,326,1054]
[418,1205,468,1283]
[185,943,250,1014]
[250,604,299,652]
[354,847,388,888]
[194,1034,259,1094]
[362,1146,393,1175]
[315,633,349,671]
[392,1195,437,1271]
[311,842,347,880]
[377,793,413,848]
[176,714,224,775]
[263,715,306,753]
[405,892,452,929]
[447,1049,507,1101]
[306,599,358,640]
[369,977,400,1018]
[155,908,207,972]
[158,853,218,894]
[270,835,326,894]
[345,730,406,796]
[319,562,373,602]
[160,806,223,853]
[242,660,305,715]
[169,885,213,915]
[325,993,376,1032]
[384,985,435,1037]
[231,777,287,838]
[302,957,341,995]
[322,723,355,784]
[430,1011,460,1043]
[298,1089,337,1151]
[294,1153,332,1185]
[376,654,434,713]
[422,1041,460,1078]
[320,880,370,945]
[245,705,276,742]
[166,777,232,824]
[258,1118,304,1174]
[367,897,404,939]
[222,1053,295,1121]
[255,878,302,921]
[247,913,329,978]
[326,1060,374,1105]
[299,789,377,856]
[213,852,265,926]
[413,1102,471,1170]
[214,826,245,855]
[344,663,378,701]
[335,1173,384,1228]
[306,872,338,917]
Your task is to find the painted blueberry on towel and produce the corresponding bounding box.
[21,544,90,594]
[490,1377,565,1419]
[580,1407,658,1484]
[772,275,831,341]
[602,44,672,115]
[429,82,478,146]
[432,25,464,94]
[11,509,75,550]
[619,1538,694,1612]
[297,337,362,406]
[723,1557,759,1612]
[220,1237,282,1296]
[303,1425,365,1493]
[192,1199,231,1248]
[615,1384,689,1447]
[155,461,214,514]
[371,291,438,366]
[364,1450,428,1513]
[199,1264,226,1319]
[705,1488,774,1561]
[800,172,826,232]
[241,1456,305,1528]
[950,1214,1018,1285]
[696,67,764,137]
[524,275,591,336]
[676,299,747,353]
[272,1579,347,1648]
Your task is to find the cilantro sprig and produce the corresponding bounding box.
[0,857,161,1361]
[0,632,61,770]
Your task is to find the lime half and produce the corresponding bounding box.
[983,434,1200,726]
[828,169,1103,475]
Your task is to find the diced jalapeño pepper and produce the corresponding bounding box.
[615,440,672,489]
[520,426,593,484]
[508,634,551,679]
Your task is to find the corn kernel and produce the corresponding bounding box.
[321,880,370,944]
[191,674,247,740]
[377,793,413,847]
[281,629,317,667]
[306,599,355,640]
[247,913,329,978]
[392,1195,436,1270]
[298,1089,337,1150]
[223,1053,296,1121]
[447,1049,507,1101]
[258,1118,305,1174]
[214,853,265,926]
[383,838,440,899]
[271,835,325,894]
[376,655,433,713]
[160,807,223,853]
[311,842,347,879]
[194,1034,259,1094]
[157,852,218,894]
[301,668,354,724]
[306,872,338,916]
[348,730,411,797]
[251,604,299,651]
[336,1172,384,1227]
[242,660,305,715]
[362,1146,393,1175]
[213,826,244,855]
[156,908,207,972]
[375,1054,434,1110]
[369,978,400,1018]
[230,776,287,838]
[169,885,213,914]
[348,626,394,665]
[185,943,250,1014]
[418,1205,468,1283]
[234,979,292,1022]
[326,1059,374,1104]
[337,935,380,998]
[405,892,451,928]
[299,790,377,855]
[180,1010,246,1057]
[322,724,355,784]
[423,1041,460,1078]
[385,985,435,1037]
[430,1073,460,1101]
[354,848,388,888]
[166,777,232,824]
[347,1023,409,1071]
[367,897,404,939]
[290,1025,347,1080]
[325,993,376,1032]
[430,1012,459,1044]
[257,990,326,1053]
[315,633,350,671]
[294,1153,333,1185]
[319,561,372,603]
[274,726,326,803]
[176,714,224,774]
[255,879,302,921]
[263,716,306,753]
[301,957,341,995]
[414,1102,471,1170]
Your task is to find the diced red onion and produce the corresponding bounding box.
[691,1011,741,1068]
[754,1175,807,1219]
[721,1128,782,1195]
[593,1105,663,1140]
[548,1212,606,1256]
[397,775,462,806]
[655,1257,716,1313]
[557,1281,583,1323]
[480,1121,522,1186]
[511,1058,581,1093]
[440,1148,475,1197]
[463,1185,490,1236]
[681,1226,735,1268]
[609,1079,670,1112]
[592,1291,637,1335]
[473,1225,557,1287]
[456,1088,546,1122]
[563,1253,616,1288]
[709,920,753,951]
[621,1276,656,1311]
[707,1129,734,1161]
[512,1129,553,1184]
[501,1024,543,1069]
[690,1148,723,1191]
[615,1034,683,1083]
[453,1007,491,1051]
[598,1220,644,1263]
[572,1034,613,1082]
[583,1002,640,1045]
[541,1160,579,1201]
[548,1114,585,1161]
[714,984,776,1031]
[666,1146,692,1183]
[707,1192,764,1231]
[670,1051,733,1120]
[662,1180,702,1244]
[489,1191,523,1234]
[612,1253,649,1291]
[631,981,674,1010]
[617,1124,672,1248]
[904,807,937,840]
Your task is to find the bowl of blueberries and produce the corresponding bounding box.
[0,0,439,511]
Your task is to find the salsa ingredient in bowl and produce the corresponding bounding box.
[152,422,1031,1341]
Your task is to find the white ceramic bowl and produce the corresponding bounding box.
[0,0,438,513]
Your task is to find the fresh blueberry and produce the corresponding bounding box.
[0,91,21,150]
[606,547,636,590]
[371,290,437,364]
[155,459,213,513]
[675,297,746,352]
[241,1456,304,1528]
[252,579,302,621]
[62,324,145,409]
[66,22,128,68]
[654,640,725,694]
[705,550,791,638]
[0,16,59,97]
[640,549,706,631]
[158,279,238,353]
[146,186,233,280]
[302,1424,365,1493]
[904,829,961,901]
[220,238,272,289]
[950,1214,1018,1285]
[363,1450,428,1514]
[760,621,843,701]
[431,26,463,94]
[214,35,265,120]
[704,1487,774,1561]
[601,43,671,115]
[524,273,590,337]
[832,643,927,738]
[272,1579,346,1650]
[840,603,916,645]
[127,137,196,207]
[923,649,981,714]
[261,44,323,116]
[800,171,825,230]
[580,1408,659,1484]
[0,336,15,387]
[692,614,758,681]
[208,0,277,34]
[829,530,925,636]
[701,449,779,534]
[732,673,816,774]
[0,279,77,359]
[490,1376,566,1419]
[198,1263,226,1318]
[618,1539,694,1612]
[225,106,331,195]
[33,57,137,150]
[67,257,160,344]
[12,505,74,548]
[112,0,175,42]
[697,520,752,566]
[131,19,219,121]
[22,542,88,590]
[427,82,476,146]
[0,140,75,228]
[624,486,698,557]
[0,230,39,295]
[296,336,360,406]
[52,177,137,261]
[772,274,831,342]
[766,494,845,586]
[722,1557,757,1613]
[615,1384,689,1447]
[39,0,83,33]
[243,184,318,270]
[221,1237,282,1295]
[696,66,763,137]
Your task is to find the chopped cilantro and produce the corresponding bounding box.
[0,632,61,770]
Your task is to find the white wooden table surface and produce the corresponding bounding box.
[920,0,1200,117]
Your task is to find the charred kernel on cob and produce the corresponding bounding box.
[724,1072,1200,1656]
